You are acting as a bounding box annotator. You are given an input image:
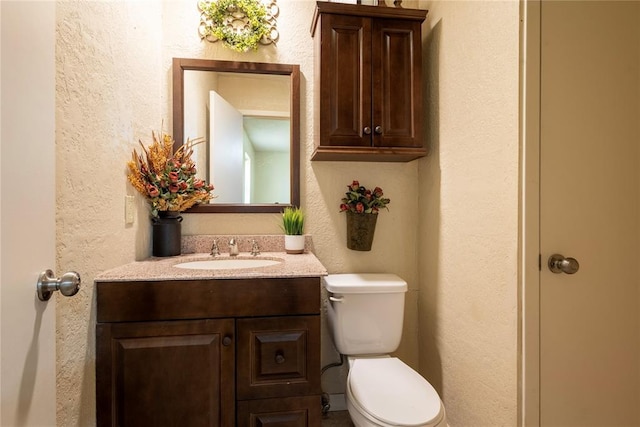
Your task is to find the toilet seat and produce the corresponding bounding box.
[347,357,444,427]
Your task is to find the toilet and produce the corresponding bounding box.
[324,273,448,427]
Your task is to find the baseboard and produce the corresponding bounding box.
[328,393,347,412]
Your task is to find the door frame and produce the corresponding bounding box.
[519,0,541,426]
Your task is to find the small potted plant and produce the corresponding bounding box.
[281,206,305,254]
[339,180,390,251]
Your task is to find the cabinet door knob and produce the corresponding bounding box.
[222,336,232,346]
[275,352,286,364]
[374,126,383,134]
[363,126,372,135]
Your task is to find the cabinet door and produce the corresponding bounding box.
[372,18,423,148]
[96,319,235,427]
[237,396,321,427]
[319,13,372,147]
[237,316,321,400]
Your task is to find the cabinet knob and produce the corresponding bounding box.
[275,351,286,364]
[222,336,232,346]
[374,126,383,134]
[363,126,372,135]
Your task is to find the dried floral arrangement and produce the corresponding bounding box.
[340,180,390,214]
[127,130,214,217]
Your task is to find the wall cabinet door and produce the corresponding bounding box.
[312,2,427,162]
[96,319,235,427]
[371,18,423,149]
[318,13,372,149]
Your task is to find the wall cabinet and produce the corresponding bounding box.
[96,277,322,427]
[311,2,428,162]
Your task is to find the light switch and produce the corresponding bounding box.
[125,195,135,224]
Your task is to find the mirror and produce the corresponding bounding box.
[172,58,300,213]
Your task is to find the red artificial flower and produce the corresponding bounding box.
[146,184,160,197]
[340,180,390,214]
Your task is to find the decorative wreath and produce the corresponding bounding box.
[199,0,270,52]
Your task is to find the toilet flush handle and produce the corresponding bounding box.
[329,296,344,303]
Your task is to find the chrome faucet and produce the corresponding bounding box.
[250,239,260,257]
[210,239,219,257]
[228,238,239,256]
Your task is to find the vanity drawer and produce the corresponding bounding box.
[237,396,321,427]
[237,316,321,400]
[97,277,321,322]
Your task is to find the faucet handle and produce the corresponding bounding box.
[210,239,220,256]
[250,239,260,256]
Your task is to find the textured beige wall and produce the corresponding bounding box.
[55,1,420,425]
[56,2,163,425]
[418,1,520,426]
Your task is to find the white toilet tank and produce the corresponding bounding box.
[323,273,407,356]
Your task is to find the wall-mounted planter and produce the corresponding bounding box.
[346,212,378,251]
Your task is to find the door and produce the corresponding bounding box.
[539,1,640,425]
[210,91,244,203]
[1,1,57,426]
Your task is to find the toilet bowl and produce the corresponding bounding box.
[323,274,449,427]
[345,356,447,427]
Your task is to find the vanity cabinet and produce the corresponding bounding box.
[96,277,322,427]
[311,1,428,162]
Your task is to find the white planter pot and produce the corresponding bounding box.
[284,235,305,254]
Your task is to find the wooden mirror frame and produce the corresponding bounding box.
[172,58,300,213]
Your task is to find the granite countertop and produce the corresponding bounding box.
[95,235,328,282]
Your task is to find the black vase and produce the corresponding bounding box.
[152,211,183,257]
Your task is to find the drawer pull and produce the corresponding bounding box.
[275,352,286,364]
[222,336,232,346]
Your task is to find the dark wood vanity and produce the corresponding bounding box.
[96,277,322,427]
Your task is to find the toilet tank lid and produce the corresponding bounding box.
[323,274,407,293]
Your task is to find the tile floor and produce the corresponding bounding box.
[322,410,354,426]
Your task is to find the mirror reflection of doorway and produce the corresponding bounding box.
[242,115,290,204]
[208,93,290,204]
[243,152,251,203]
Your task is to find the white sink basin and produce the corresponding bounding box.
[174,258,282,270]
